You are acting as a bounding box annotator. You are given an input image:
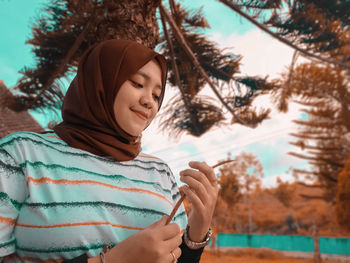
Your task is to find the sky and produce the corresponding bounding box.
[0,0,310,187]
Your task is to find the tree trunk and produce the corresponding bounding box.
[91,0,162,49]
[312,224,322,263]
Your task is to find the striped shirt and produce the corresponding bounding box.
[0,131,187,262]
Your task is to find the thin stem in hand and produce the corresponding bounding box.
[165,159,235,225]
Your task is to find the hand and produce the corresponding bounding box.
[180,161,219,242]
[89,216,182,263]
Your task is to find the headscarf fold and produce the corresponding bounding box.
[53,39,167,161]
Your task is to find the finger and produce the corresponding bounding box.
[165,232,183,250]
[180,168,211,192]
[169,247,182,262]
[159,222,181,241]
[180,174,208,205]
[182,185,205,212]
[148,215,168,229]
[189,161,217,185]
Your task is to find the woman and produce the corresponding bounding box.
[0,39,218,263]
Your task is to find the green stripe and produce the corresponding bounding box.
[0,159,24,178]
[1,135,174,186]
[174,210,187,221]
[0,238,15,249]
[17,242,115,253]
[20,160,170,194]
[0,192,22,210]
[1,134,168,169]
[3,136,172,175]
[25,201,168,217]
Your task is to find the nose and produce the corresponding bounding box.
[140,90,155,109]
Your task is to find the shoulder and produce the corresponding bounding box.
[0,131,68,161]
[136,153,172,171]
[0,131,62,147]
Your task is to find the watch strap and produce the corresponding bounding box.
[184,225,212,250]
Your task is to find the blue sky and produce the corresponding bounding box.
[0,0,309,187]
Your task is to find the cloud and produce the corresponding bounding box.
[209,29,308,78]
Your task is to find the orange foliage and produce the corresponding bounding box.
[336,155,350,230]
[212,180,350,237]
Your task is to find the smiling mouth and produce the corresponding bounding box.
[132,110,147,121]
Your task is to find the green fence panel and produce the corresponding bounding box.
[319,237,350,255]
[216,234,350,255]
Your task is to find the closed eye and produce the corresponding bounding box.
[153,94,160,101]
[129,79,143,88]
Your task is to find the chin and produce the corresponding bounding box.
[126,128,143,137]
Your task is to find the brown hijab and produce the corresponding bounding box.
[53,39,167,161]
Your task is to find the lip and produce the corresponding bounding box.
[132,109,148,120]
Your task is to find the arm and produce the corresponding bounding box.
[0,147,28,258]
[64,216,182,263]
[178,235,204,263]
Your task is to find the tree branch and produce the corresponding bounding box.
[159,4,255,128]
[25,6,98,110]
[297,181,323,189]
[159,8,200,135]
[217,0,350,70]
[299,194,329,201]
[288,151,344,168]
[293,168,338,183]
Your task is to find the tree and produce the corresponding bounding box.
[216,152,264,233]
[336,154,350,231]
[225,1,350,201]
[4,0,275,136]
[219,0,350,69]
[273,176,295,208]
[280,63,350,201]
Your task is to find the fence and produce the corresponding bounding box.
[215,233,350,255]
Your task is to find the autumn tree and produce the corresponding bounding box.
[216,1,350,204]
[336,154,350,230]
[282,63,350,202]
[3,0,276,136]
[215,152,264,233]
[273,176,295,208]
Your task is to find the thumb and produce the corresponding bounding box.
[148,215,168,229]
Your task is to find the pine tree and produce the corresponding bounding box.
[220,0,350,68]
[284,63,350,201]
[5,0,276,136]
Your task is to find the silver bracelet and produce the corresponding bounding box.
[184,225,212,250]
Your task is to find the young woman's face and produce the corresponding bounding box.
[113,59,162,136]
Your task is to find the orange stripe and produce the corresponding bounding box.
[46,135,62,140]
[17,220,144,230]
[0,215,16,225]
[138,154,160,159]
[28,177,173,206]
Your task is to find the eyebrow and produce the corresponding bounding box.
[135,71,162,91]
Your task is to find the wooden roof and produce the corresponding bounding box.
[0,81,44,139]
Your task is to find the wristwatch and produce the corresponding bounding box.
[184,225,212,250]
